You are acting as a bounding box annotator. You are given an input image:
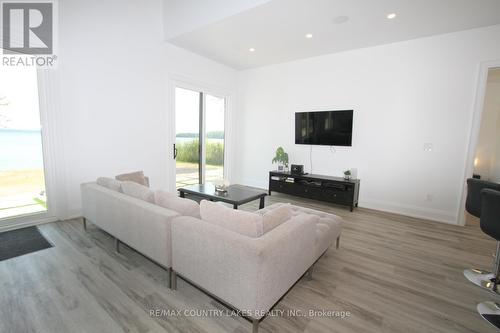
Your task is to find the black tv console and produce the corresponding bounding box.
[268,171,360,211]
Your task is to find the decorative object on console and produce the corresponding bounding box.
[343,169,351,180]
[291,164,304,175]
[272,147,289,172]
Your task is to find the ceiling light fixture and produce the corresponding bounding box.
[305,33,313,39]
[249,48,255,52]
[387,13,397,19]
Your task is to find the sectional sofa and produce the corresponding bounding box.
[81,178,343,332]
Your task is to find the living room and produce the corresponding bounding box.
[1,0,500,332]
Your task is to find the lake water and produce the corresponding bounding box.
[0,129,44,171]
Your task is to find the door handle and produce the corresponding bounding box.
[173,144,178,159]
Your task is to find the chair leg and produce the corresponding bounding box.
[82,217,87,231]
[478,301,500,330]
[252,319,259,333]
[336,236,340,249]
[170,269,177,290]
[463,241,500,295]
[115,238,120,254]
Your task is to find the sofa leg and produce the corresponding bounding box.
[252,319,259,333]
[82,217,87,231]
[167,268,173,289]
[170,269,177,290]
[336,236,340,249]
[115,238,120,254]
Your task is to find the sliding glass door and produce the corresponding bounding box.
[0,67,48,219]
[174,87,225,188]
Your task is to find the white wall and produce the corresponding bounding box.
[474,68,500,181]
[56,0,237,218]
[235,25,500,224]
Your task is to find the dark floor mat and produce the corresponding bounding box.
[0,226,53,261]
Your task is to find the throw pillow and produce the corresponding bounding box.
[200,200,263,238]
[115,171,148,187]
[121,181,155,203]
[262,203,292,234]
[96,177,122,192]
[155,190,200,218]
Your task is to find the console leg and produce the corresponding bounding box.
[259,196,265,209]
[82,217,87,231]
[233,204,238,209]
[179,191,185,198]
[336,236,340,249]
[115,238,120,254]
[350,205,353,212]
[252,319,259,333]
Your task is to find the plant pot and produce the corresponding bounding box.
[277,164,284,172]
[344,175,351,180]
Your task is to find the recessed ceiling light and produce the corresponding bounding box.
[387,13,397,19]
[305,33,313,39]
[249,47,255,52]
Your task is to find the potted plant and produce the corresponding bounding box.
[343,169,351,180]
[272,147,289,172]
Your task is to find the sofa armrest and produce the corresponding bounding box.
[171,214,316,318]
[81,182,179,267]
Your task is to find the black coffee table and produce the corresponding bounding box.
[178,183,267,209]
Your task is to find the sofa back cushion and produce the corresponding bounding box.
[115,171,149,187]
[262,203,292,234]
[96,177,122,192]
[155,190,200,218]
[200,200,263,238]
[121,181,155,203]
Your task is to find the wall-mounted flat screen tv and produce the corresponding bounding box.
[295,110,353,146]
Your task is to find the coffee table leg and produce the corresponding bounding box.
[179,191,185,198]
[233,204,238,209]
[259,196,265,209]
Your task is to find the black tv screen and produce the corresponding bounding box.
[295,110,353,146]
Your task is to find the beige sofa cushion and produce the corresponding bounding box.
[200,200,263,238]
[155,190,200,218]
[121,181,154,203]
[261,203,292,234]
[96,177,122,192]
[115,171,148,187]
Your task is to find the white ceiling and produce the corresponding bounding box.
[166,0,500,70]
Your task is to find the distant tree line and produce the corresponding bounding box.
[176,131,224,139]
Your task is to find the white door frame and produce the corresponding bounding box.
[0,68,62,231]
[167,74,233,192]
[457,59,500,226]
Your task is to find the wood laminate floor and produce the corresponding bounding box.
[0,193,497,333]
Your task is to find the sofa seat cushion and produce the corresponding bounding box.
[96,177,122,192]
[200,200,263,238]
[259,203,343,257]
[121,181,155,203]
[155,190,200,218]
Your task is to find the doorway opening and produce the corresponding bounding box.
[0,66,48,220]
[174,87,226,188]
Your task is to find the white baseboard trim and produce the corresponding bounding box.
[359,198,457,225]
[0,215,58,233]
[240,178,458,225]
